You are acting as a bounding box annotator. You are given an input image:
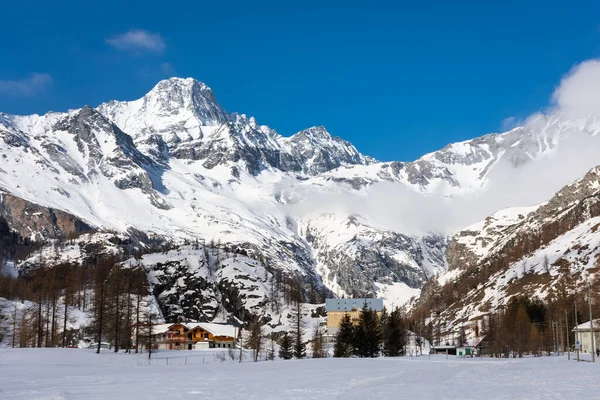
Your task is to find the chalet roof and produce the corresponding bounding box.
[193,322,236,338]
[572,318,600,332]
[325,298,385,312]
[164,322,236,338]
[153,324,174,334]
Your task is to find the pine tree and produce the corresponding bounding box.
[292,301,306,359]
[354,302,380,357]
[383,309,405,357]
[353,314,367,356]
[278,332,293,360]
[378,306,389,346]
[333,313,354,358]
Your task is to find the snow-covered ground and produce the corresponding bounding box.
[1,349,598,399]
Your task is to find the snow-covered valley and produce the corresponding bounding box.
[0,348,598,399]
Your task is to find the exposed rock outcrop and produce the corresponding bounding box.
[0,191,94,240]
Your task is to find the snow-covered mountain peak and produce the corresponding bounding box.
[96,77,227,147]
[278,126,376,175]
[294,126,331,140]
[142,77,226,123]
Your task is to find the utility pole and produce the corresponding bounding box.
[565,312,570,361]
[587,280,595,363]
[575,300,580,362]
[559,319,564,355]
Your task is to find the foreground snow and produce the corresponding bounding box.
[1,349,599,399]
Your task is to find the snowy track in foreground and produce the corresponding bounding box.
[0,348,599,399]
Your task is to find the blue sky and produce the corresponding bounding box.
[1,0,600,161]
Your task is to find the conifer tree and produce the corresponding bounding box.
[278,332,293,360]
[378,306,389,346]
[383,309,405,357]
[333,313,354,358]
[354,302,381,357]
[292,301,306,358]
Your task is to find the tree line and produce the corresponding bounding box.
[0,253,158,354]
[480,294,596,358]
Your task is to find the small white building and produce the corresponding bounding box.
[571,319,600,353]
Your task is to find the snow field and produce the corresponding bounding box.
[1,348,599,399]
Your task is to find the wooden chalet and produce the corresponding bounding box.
[151,322,237,351]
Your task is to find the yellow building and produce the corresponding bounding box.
[325,298,385,335]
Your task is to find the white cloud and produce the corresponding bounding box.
[160,62,176,76]
[551,59,600,116]
[501,116,517,130]
[0,73,53,96]
[106,29,165,54]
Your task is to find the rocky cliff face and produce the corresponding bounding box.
[0,191,94,240]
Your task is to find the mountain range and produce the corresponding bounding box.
[2,77,600,326]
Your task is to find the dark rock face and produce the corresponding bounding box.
[138,246,301,325]
[285,126,374,175]
[149,259,221,321]
[0,191,94,240]
[0,125,29,148]
[146,78,228,125]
